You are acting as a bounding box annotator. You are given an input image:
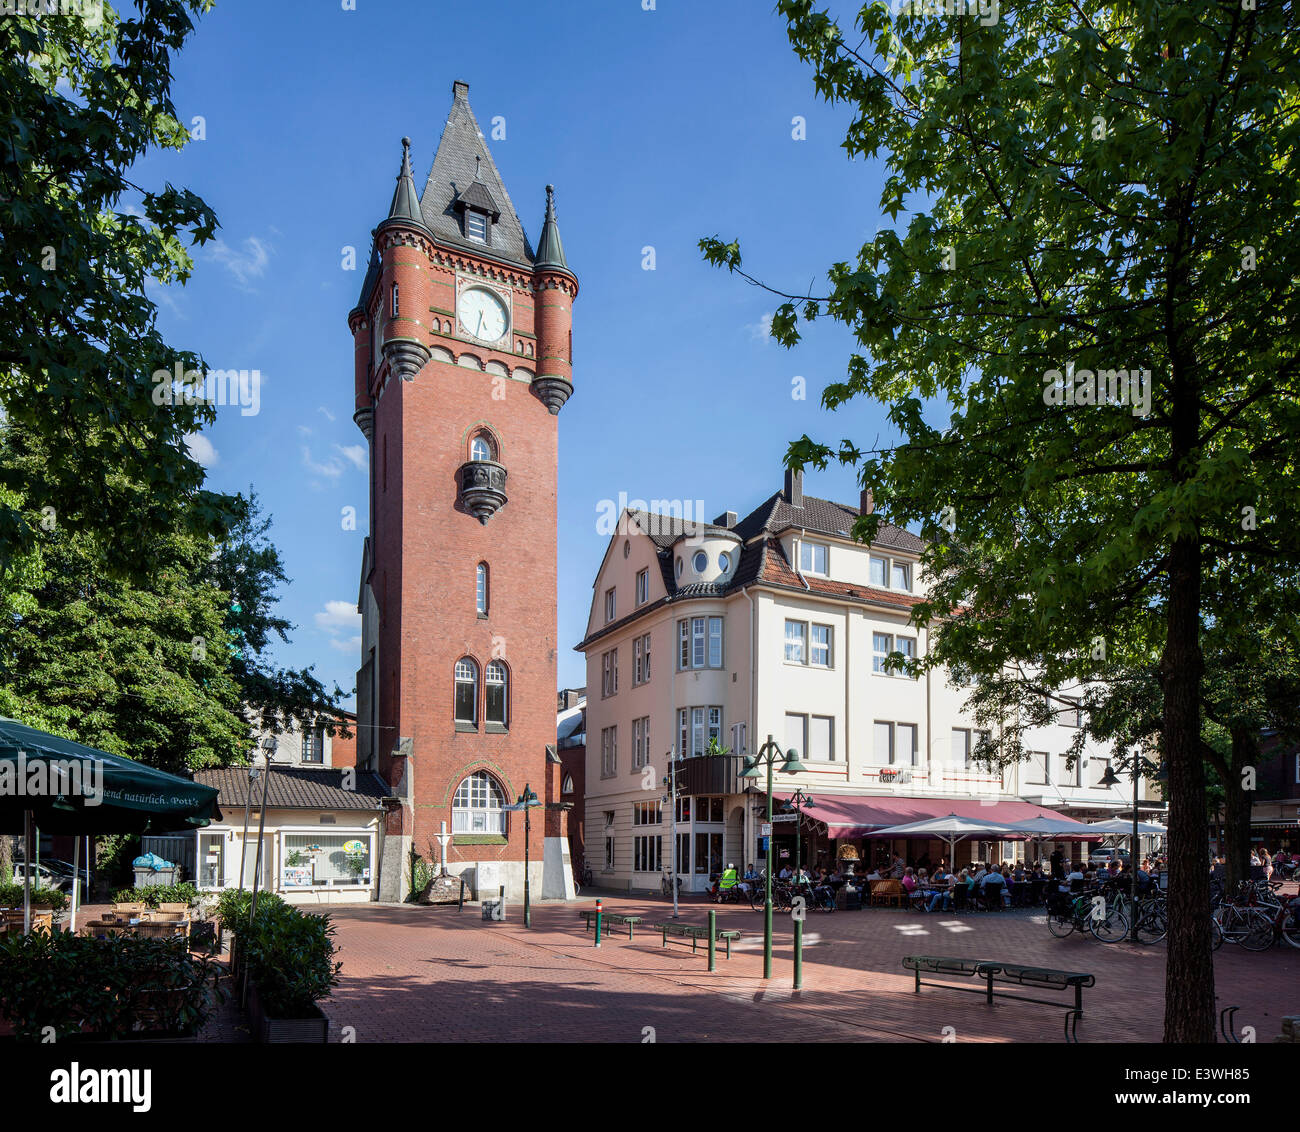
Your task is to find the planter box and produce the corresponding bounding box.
[247,979,328,1044]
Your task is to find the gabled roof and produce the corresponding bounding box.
[420,81,534,267]
[194,767,391,812]
[454,178,501,219]
[576,488,927,651]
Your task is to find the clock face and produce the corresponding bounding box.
[458,287,508,343]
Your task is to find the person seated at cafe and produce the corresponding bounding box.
[928,870,958,912]
[1062,863,1086,892]
[981,865,1007,903]
[932,863,948,885]
[891,853,906,879]
[971,862,988,886]
[901,867,918,895]
[865,865,883,881]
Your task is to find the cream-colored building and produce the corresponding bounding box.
[577,470,1156,892]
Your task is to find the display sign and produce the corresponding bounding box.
[281,865,313,888]
[770,813,799,823]
[760,823,772,837]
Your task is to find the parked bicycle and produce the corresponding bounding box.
[1046,888,1129,942]
[573,862,592,895]
[661,868,683,898]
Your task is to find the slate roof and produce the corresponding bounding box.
[194,767,392,812]
[577,489,927,650]
[420,81,535,267]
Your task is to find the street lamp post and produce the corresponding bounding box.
[739,734,806,980]
[784,787,817,878]
[1098,756,1142,942]
[663,750,680,919]
[515,785,541,928]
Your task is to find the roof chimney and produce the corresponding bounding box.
[713,510,738,528]
[860,488,874,515]
[783,467,803,508]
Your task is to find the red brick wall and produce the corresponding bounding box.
[363,227,570,872]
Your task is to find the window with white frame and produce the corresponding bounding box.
[784,620,806,663]
[679,706,722,758]
[475,562,489,615]
[1090,757,1108,789]
[896,722,918,766]
[601,726,617,777]
[808,715,834,761]
[872,632,916,676]
[452,771,505,834]
[799,541,828,575]
[391,283,399,317]
[485,661,508,727]
[633,633,651,685]
[302,723,325,764]
[601,648,618,697]
[283,832,374,886]
[633,834,662,872]
[810,623,832,667]
[951,727,970,769]
[891,561,912,591]
[632,716,651,769]
[677,617,723,670]
[636,567,649,605]
[632,800,661,825]
[604,587,616,623]
[1027,750,1050,785]
[1060,698,1083,727]
[604,836,615,870]
[470,434,494,463]
[466,209,488,243]
[454,658,478,724]
[874,721,894,765]
[1054,753,1080,787]
[785,713,807,762]
[869,555,887,587]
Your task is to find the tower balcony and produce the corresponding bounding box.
[458,459,508,524]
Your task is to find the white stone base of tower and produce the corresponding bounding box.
[542,835,576,900]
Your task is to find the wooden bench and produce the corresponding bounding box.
[578,910,642,939]
[870,879,906,907]
[903,954,1095,1015]
[651,921,742,959]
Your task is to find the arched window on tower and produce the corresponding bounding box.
[452,770,505,834]
[454,657,479,726]
[485,661,508,729]
[476,562,489,616]
[469,432,496,463]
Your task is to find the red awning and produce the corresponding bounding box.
[774,794,1084,839]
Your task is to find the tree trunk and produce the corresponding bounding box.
[0,833,10,884]
[1221,730,1257,891]
[1162,534,1215,1043]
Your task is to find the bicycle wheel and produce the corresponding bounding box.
[1210,914,1223,951]
[1089,905,1130,943]
[1238,909,1275,952]
[1214,905,1249,945]
[749,888,767,912]
[1280,906,1300,950]
[1047,913,1076,938]
[1135,906,1167,945]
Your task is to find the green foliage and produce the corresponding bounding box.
[111,882,198,907]
[0,0,238,576]
[95,833,140,886]
[213,886,284,930]
[0,931,216,1041]
[239,900,340,1019]
[0,883,66,910]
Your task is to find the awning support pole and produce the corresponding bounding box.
[22,809,31,935]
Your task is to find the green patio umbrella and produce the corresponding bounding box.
[0,718,221,934]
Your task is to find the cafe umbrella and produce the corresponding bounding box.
[0,718,222,934]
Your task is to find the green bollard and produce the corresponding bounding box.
[594,898,603,948]
[794,916,803,990]
[708,909,717,972]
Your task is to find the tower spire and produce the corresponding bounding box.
[533,184,569,272]
[387,136,423,225]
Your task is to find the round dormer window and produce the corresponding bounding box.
[623,540,630,559]
[718,551,731,573]
[693,551,708,573]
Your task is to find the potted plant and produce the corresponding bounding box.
[243,902,340,1043]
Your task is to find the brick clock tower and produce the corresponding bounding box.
[347,81,576,902]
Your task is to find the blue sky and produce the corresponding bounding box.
[142,0,899,702]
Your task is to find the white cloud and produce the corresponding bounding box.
[301,445,344,479]
[337,444,367,471]
[205,236,271,288]
[318,406,336,422]
[315,600,361,655]
[747,312,774,341]
[184,432,219,467]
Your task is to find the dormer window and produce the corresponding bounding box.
[466,210,488,243]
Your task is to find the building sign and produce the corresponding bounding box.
[281,865,313,888]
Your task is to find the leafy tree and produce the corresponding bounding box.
[0,428,347,772]
[704,0,1300,1041]
[0,0,237,576]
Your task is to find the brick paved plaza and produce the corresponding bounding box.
[312,891,1300,1044]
